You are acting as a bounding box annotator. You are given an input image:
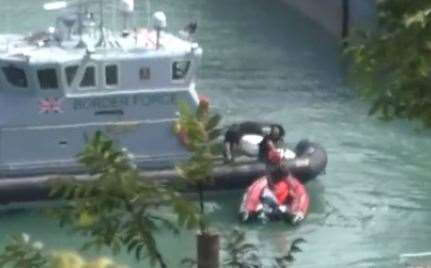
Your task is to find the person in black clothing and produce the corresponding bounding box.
[223,122,284,162]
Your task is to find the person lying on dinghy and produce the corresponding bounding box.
[223,122,285,162]
[239,162,309,224]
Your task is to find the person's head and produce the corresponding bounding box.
[269,126,279,140]
[269,125,284,141]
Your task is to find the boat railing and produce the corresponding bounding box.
[0,0,154,46]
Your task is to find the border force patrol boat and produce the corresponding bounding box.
[0,0,202,177]
[0,0,327,203]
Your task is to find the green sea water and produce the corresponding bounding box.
[1,0,431,267]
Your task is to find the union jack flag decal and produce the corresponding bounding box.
[39,97,63,114]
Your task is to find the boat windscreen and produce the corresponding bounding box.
[172,61,191,80]
[37,68,59,90]
[79,66,96,88]
[105,64,118,86]
[2,66,28,88]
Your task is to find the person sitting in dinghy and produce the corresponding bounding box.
[239,161,309,224]
[223,122,285,162]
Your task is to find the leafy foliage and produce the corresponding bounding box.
[50,251,126,268]
[274,238,306,267]
[175,101,222,186]
[175,101,222,232]
[223,229,261,268]
[49,131,200,268]
[0,233,48,268]
[179,228,260,268]
[0,235,127,268]
[0,231,305,268]
[346,0,431,126]
[223,229,305,268]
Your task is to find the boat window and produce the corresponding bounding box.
[80,66,96,88]
[139,67,151,80]
[37,68,59,89]
[2,66,28,88]
[65,65,78,86]
[105,64,118,86]
[172,61,191,80]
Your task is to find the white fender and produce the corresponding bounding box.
[239,135,296,159]
[239,134,263,156]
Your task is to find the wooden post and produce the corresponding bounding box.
[197,232,220,268]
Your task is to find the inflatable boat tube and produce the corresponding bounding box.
[238,177,289,222]
[238,177,309,223]
[286,140,327,183]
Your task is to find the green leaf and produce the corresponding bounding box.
[208,128,222,141]
[127,239,140,253]
[205,114,221,131]
[44,130,202,268]
[346,1,431,127]
[196,103,207,121]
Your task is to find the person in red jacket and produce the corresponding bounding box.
[240,161,309,224]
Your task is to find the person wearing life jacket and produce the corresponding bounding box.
[240,160,309,224]
[223,122,284,162]
[262,162,309,224]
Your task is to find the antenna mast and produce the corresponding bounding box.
[96,0,106,47]
[76,0,86,47]
[120,0,134,30]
